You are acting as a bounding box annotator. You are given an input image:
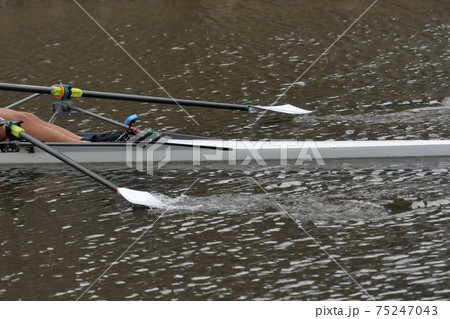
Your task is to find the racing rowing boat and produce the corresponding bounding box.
[2,132,449,165]
[1,82,449,207]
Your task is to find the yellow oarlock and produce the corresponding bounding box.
[51,85,83,99]
[9,122,25,138]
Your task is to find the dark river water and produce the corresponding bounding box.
[0,0,449,301]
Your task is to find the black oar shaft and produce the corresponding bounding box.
[0,82,249,111]
[19,131,119,192]
[81,90,248,111]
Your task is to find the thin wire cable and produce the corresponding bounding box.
[72,0,199,125]
[250,177,375,301]
[250,0,379,126]
[76,178,200,300]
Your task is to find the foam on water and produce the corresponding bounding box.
[1,0,449,301]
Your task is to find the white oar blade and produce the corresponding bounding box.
[117,187,164,208]
[250,104,312,115]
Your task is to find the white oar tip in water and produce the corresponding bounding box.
[117,187,164,208]
[249,104,312,115]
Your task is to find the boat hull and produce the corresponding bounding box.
[1,137,450,165]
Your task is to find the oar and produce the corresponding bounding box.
[1,120,163,208]
[0,82,312,115]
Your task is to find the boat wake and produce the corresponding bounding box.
[154,193,273,214]
[150,192,388,223]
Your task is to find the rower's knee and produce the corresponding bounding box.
[22,112,40,122]
[11,110,40,123]
[0,109,36,122]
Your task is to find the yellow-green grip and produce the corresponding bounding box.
[9,123,25,138]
